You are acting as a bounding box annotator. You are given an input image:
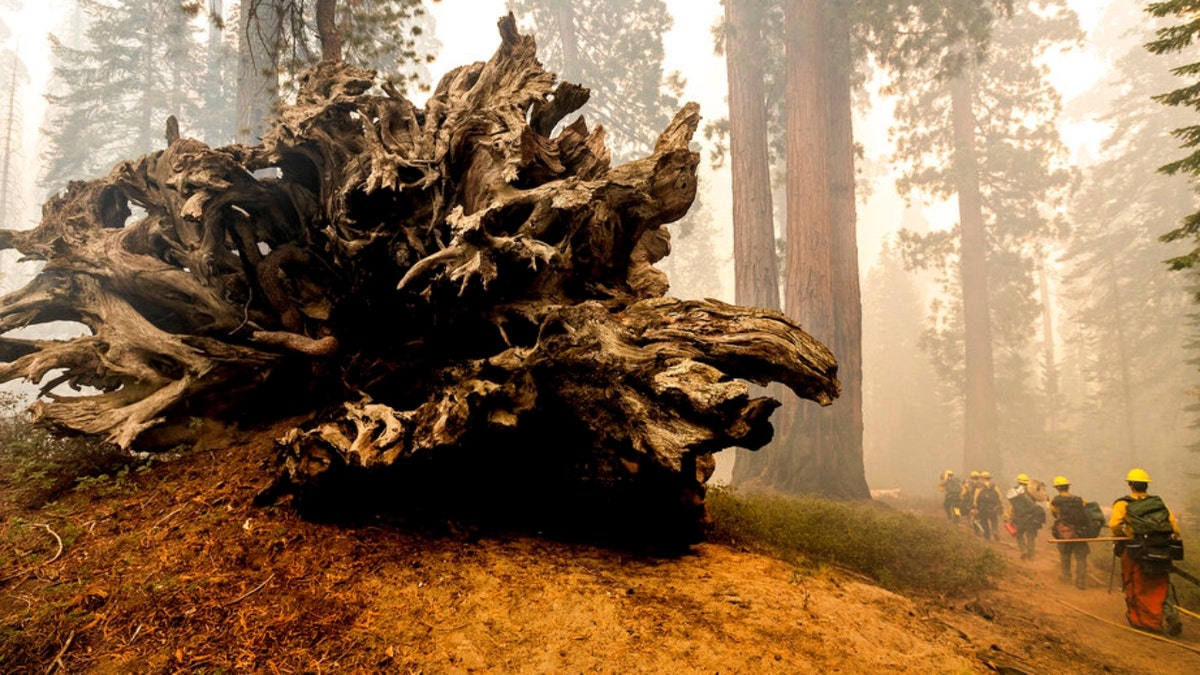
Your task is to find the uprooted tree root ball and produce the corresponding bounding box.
[0,15,837,544]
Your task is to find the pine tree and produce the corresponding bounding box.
[508,0,684,163]
[42,1,205,192]
[1061,7,1198,492]
[0,44,27,230]
[887,0,1078,474]
[338,0,438,92]
[1146,0,1200,269]
[236,0,437,142]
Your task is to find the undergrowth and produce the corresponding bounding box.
[706,486,1003,595]
[0,393,136,508]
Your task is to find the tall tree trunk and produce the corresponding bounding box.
[138,10,155,153]
[0,50,17,230]
[236,0,281,144]
[204,0,225,144]
[773,0,837,495]
[950,72,998,473]
[1037,260,1058,433]
[1103,232,1138,455]
[824,7,869,499]
[724,0,780,313]
[553,1,581,83]
[724,0,782,486]
[316,0,341,63]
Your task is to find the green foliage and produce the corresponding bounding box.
[42,0,205,192]
[266,0,439,95]
[509,0,683,164]
[891,1,1079,465]
[1147,1,1200,223]
[1060,15,1197,484]
[706,487,1004,595]
[338,0,439,94]
[1146,0,1200,300]
[0,394,135,508]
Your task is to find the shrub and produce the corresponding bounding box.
[0,393,135,508]
[706,486,1004,595]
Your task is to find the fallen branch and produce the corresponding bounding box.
[44,630,75,675]
[0,523,66,583]
[32,524,63,564]
[147,506,188,534]
[919,616,971,641]
[222,572,275,607]
[974,645,1033,675]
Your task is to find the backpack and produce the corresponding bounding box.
[1009,491,1046,529]
[1123,495,1174,535]
[1118,495,1180,574]
[944,475,962,497]
[1083,501,1106,538]
[1052,495,1096,539]
[976,485,1001,513]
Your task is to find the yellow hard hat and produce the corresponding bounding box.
[946,469,954,476]
[1016,473,1030,484]
[1053,476,1070,487]
[970,471,980,478]
[1125,468,1151,483]
[980,471,991,479]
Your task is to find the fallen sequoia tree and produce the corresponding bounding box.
[0,15,838,543]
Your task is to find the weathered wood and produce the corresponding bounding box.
[0,15,839,542]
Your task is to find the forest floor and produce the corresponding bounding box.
[2,422,1200,673]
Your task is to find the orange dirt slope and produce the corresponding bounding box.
[2,424,1198,673]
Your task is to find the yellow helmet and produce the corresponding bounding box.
[1125,468,1151,483]
[1016,473,1030,484]
[980,471,991,479]
[970,471,980,479]
[946,469,954,476]
[1053,476,1070,487]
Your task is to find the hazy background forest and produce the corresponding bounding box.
[0,0,1196,508]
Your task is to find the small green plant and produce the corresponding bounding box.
[706,486,1004,595]
[0,392,138,508]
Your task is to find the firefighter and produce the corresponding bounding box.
[1110,468,1183,635]
[1049,476,1090,589]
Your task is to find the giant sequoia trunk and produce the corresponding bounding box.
[0,16,838,543]
[723,0,785,487]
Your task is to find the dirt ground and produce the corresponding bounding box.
[2,426,1199,673]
